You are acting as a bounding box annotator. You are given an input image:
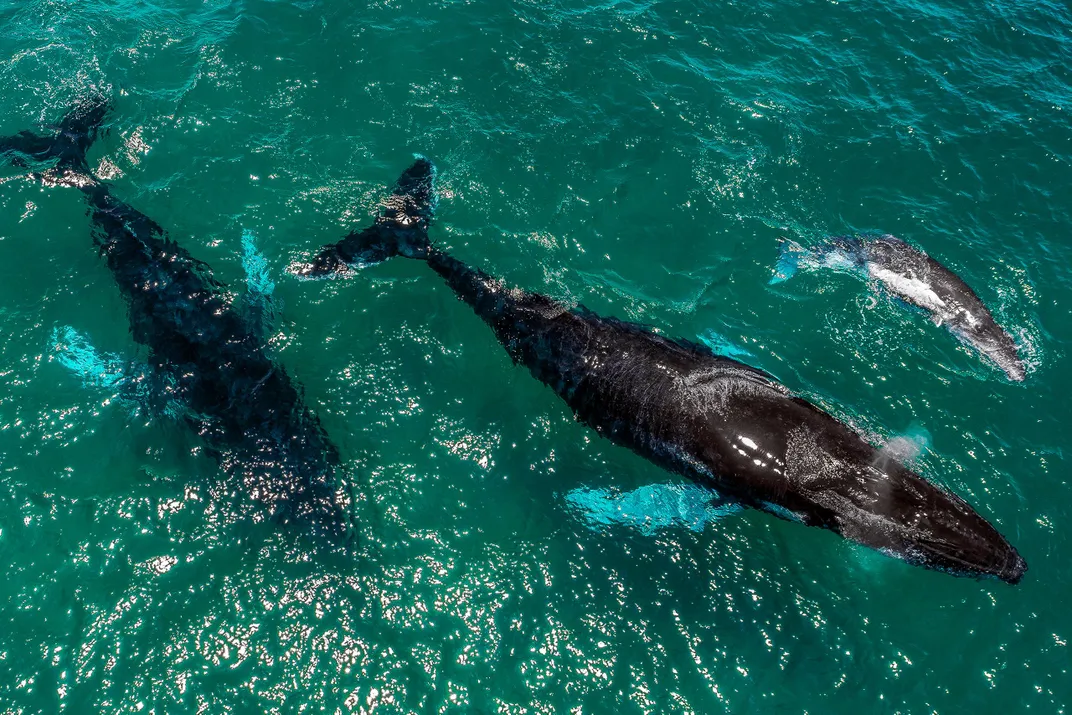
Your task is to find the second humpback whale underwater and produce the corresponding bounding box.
[773,235,1026,381]
[1,99,349,539]
[296,159,1026,584]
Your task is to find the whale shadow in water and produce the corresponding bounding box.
[772,234,1027,382]
[1,98,351,541]
[295,158,1026,584]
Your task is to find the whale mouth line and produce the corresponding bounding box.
[901,535,1026,584]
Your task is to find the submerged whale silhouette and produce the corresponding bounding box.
[297,159,1026,584]
[1,99,349,538]
[773,235,1026,381]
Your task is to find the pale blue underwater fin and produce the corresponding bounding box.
[51,325,131,391]
[239,229,278,338]
[50,325,183,418]
[565,483,744,536]
[698,329,753,360]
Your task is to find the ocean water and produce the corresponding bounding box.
[0,0,1070,711]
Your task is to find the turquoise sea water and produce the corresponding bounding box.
[1,0,1070,711]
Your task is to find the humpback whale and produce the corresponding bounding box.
[773,235,1026,381]
[297,159,1025,583]
[1,99,349,538]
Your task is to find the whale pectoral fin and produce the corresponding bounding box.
[697,329,754,360]
[238,229,279,339]
[565,483,743,536]
[51,325,133,391]
[51,325,184,417]
[241,229,276,301]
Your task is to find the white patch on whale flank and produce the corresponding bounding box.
[867,265,946,312]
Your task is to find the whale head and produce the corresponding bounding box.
[951,322,1026,382]
[787,415,1028,585]
[694,376,1026,584]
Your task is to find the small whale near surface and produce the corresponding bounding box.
[774,234,1026,382]
[297,159,1026,584]
[1,99,349,539]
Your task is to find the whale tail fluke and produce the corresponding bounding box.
[388,155,437,234]
[770,239,806,284]
[0,95,110,173]
[294,156,437,278]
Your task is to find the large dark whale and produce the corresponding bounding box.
[297,159,1025,583]
[1,99,349,538]
[773,235,1026,381]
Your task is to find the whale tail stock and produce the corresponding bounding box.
[0,95,110,174]
[295,156,437,277]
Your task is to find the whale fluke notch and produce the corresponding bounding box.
[294,156,436,277]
